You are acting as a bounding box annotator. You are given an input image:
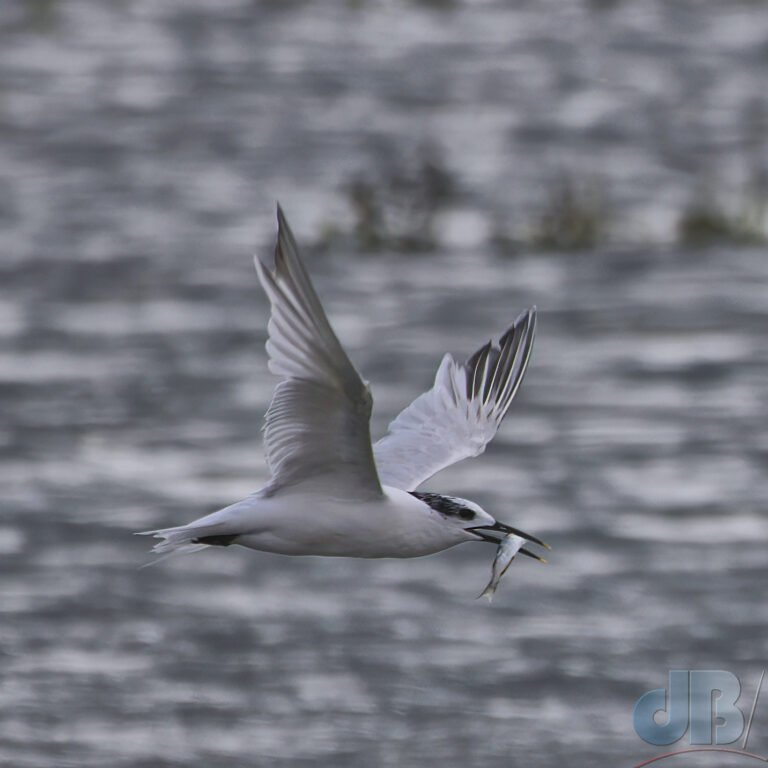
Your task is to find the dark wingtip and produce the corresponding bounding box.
[276,203,293,242]
[526,306,537,335]
[500,306,536,347]
[274,203,300,253]
[466,339,493,371]
[274,203,299,270]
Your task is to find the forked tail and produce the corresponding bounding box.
[136,522,236,565]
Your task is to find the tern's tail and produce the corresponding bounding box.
[137,496,260,564]
[136,521,235,565]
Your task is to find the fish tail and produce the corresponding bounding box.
[477,585,496,602]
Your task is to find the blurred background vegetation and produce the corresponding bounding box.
[2,0,766,265]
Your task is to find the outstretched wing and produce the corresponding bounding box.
[373,309,536,491]
[254,206,383,499]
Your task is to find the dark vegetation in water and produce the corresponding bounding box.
[525,175,607,252]
[22,0,58,33]
[316,145,456,254]
[409,0,459,10]
[318,163,766,255]
[677,192,766,248]
[490,174,608,255]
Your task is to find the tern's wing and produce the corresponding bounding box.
[373,309,536,491]
[254,206,383,499]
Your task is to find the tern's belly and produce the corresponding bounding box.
[235,490,463,558]
[236,529,459,558]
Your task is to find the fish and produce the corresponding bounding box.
[477,534,546,602]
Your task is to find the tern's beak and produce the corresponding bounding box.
[469,520,551,551]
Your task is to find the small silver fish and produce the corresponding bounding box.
[477,534,526,602]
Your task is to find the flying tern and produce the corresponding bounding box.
[140,206,547,568]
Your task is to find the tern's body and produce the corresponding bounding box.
[175,486,471,558]
[141,206,547,573]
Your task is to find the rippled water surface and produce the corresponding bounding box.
[1,2,767,767]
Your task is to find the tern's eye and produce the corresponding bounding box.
[459,509,475,521]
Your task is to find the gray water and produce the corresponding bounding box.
[1,2,767,767]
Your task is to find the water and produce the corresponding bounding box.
[1,2,767,766]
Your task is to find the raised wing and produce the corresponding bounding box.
[373,309,536,491]
[254,206,383,499]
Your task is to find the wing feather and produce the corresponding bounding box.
[255,206,383,499]
[373,309,536,491]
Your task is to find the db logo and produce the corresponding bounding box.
[632,670,765,766]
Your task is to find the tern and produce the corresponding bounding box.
[140,207,547,565]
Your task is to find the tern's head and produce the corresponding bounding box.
[410,492,493,539]
[409,491,550,551]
